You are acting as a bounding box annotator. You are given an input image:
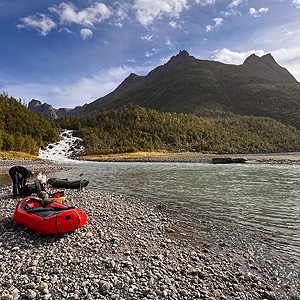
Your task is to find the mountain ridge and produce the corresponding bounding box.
[28,50,300,129]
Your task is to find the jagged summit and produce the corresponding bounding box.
[168,50,193,63]
[125,73,141,83]
[261,53,277,64]
[116,72,144,92]
[243,53,275,65]
[243,53,260,64]
[243,53,297,82]
[173,50,190,59]
[29,99,42,106]
[28,99,58,119]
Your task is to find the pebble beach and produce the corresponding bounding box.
[0,157,300,299]
[0,188,299,300]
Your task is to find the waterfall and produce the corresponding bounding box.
[38,129,84,163]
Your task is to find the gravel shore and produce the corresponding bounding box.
[1,187,299,300]
[0,159,70,179]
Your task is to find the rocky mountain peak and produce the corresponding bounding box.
[126,73,139,82]
[28,99,42,108]
[261,53,275,62]
[116,72,144,92]
[243,53,277,66]
[243,53,260,65]
[177,50,190,58]
[168,50,191,64]
[243,53,297,82]
[28,99,58,119]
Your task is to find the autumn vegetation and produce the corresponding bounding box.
[57,105,300,155]
[0,93,60,155]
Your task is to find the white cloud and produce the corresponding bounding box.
[80,28,93,40]
[165,39,175,48]
[133,0,189,27]
[206,25,213,32]
[283,29,293,36]
[292,0,300,8]
[214,18,223,26]
[220,11,231,17]
[169,21,181,28]
[145,48,158,57]
[49,2,112,27]
[17,13,56,36]
[206,17,223,32]
[140,34,153,41]
[114,22,123,28]
[194,0,216,5]
[114,2,131,21]
[249,7,269,17]
[2,65,152,108]
[58,27,72,34]
[228,0,245,8]
[211,47,300,81]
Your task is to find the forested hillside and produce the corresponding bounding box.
[0,93,60,154]
[57,105,300,155]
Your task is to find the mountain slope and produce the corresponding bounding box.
[29,50,300,129]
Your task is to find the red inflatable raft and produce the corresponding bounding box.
[14,196,87,235]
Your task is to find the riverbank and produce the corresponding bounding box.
[83,152,300,164]
[0,188,298,300]
[1,152,299,179]
[0,159,70,179]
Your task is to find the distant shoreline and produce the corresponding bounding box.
[82,152,300,164]
[0,152,299,179]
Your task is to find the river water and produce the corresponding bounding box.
[48,160,300,266]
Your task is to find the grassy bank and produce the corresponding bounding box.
[83,151,170,161]
[0,151,39,160]
[81,151,300,164]
[81,151,236,162]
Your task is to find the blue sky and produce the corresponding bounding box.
[1,0,300,108]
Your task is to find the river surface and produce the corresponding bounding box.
[47,160,300,266]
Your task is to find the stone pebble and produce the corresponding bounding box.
[0,187,299,300]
